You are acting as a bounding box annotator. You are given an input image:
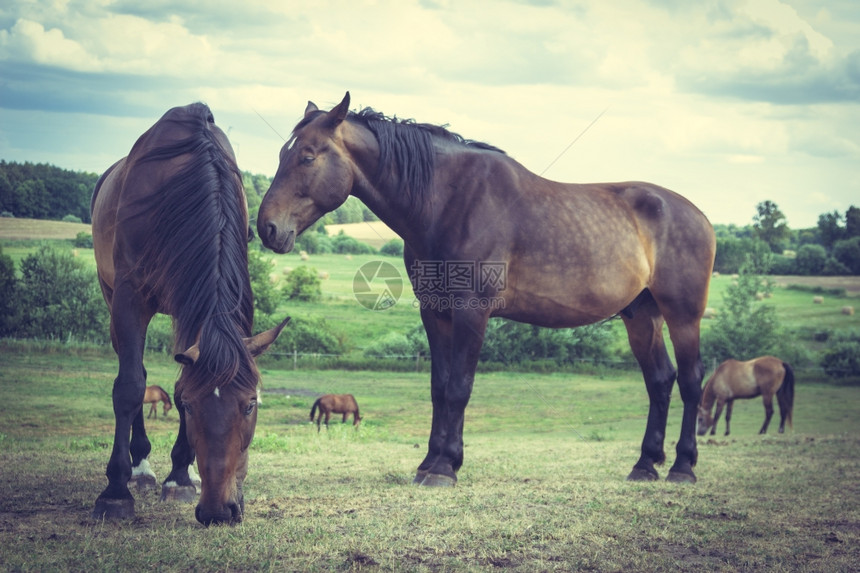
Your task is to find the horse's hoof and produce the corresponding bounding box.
[666,471,697,484]
[128,474,158,490]
[412,470,429,485]
[626,467,659,482]
[417,473,457,487]
[160,484,198,503]
[92,497,135,520]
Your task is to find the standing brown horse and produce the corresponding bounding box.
[144,385,173,419]
[310,394,362,431]
[91,103,289,525]
[697,356,795,436]
[257,92,715,485]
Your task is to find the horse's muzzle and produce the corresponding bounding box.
[195,501,242,526]
[259,222,295,254]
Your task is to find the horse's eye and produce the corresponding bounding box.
[245,401,257,416]
[300,156,314,165]
[182,402,192,415]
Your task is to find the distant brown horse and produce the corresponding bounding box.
[310,394,362,432]
[144,385,173,419]
[91,103,289,524]
[258,92,715,485]
[697,356,795,436]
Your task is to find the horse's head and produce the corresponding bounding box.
[696,405,713,436]
[258,92,357,253]
[175,317,289,526]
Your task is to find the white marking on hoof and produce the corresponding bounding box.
[132,458,156,479]
[189,464,201,484]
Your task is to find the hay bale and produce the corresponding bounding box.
[755,292,764,301]
[842,306,855,316]
[813,296,824,304]
[703,308,717,319]
[318,271,330,280]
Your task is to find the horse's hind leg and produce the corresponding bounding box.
[622,295,677,482]
[723,401,734,436]
[759,395,775,434]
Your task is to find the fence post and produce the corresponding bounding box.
[415,352,421,372]
[293,347,298,370]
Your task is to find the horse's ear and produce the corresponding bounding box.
[304,101,319,118]
[323,91,350,129]
[244,316,291,357]
[175,344,200,366]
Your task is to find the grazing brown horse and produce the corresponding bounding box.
[697,356,795,436]
[257,93,715,485]
[144,385,173,419]
[310,394,362,431]
[91,103,289,524]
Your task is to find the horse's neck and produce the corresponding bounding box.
[700,379,717,410]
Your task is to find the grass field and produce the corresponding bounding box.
[2,219,860,570]
[1,348,859,571]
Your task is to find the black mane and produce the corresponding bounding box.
[135,103,256,400]
[348,108,504,212]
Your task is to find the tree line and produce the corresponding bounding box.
[714,201,860,275]
[0,160,376,227]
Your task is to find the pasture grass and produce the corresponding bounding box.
[1,350,859,571]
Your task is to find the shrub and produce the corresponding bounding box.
[282,265,322,302]
[15,245,109,342]
[256,314,344,355]
[833,237,860,274]
[248,249,280,316]
[821,330,860,378]
[363,331,413,358]
[0,246,19,335]
[379,238,404,257]
[73,231,93,248]
[62,214,83,223]
[480,319,615,366]
[332,231,376,255]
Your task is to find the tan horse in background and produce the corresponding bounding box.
[697,356,795,436]
[144,385,173,419]
[310,394,362,432]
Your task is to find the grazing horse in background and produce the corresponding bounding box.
[91,103,289,525]
[310,394,362,431]
[144,385,173,419]
[697,356,795,436]
[257,92,715,485]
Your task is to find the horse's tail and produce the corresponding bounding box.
[310,398,321,421]
[778,361,795,428]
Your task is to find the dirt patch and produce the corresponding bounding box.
[770,275,860,297]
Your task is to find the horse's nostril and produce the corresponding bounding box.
[265,222,278,244]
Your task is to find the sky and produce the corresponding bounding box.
[1,0,858,229]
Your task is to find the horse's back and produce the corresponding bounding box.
[91,103,236,300]
[716,356,784,398]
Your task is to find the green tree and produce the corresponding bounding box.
[833,237,860,275]
[753,200,790,253]
[817,210,845,250]
[701,258,780,363]
[845,206,860,239]
[794,244,827,275]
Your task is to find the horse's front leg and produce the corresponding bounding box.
[417,307,488,487]
[93,292,152,520]
[724,401,734,436]
[128,398,156,489]
[413,307,453,485]
[161,402,199,503]
[710,401,726,436]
